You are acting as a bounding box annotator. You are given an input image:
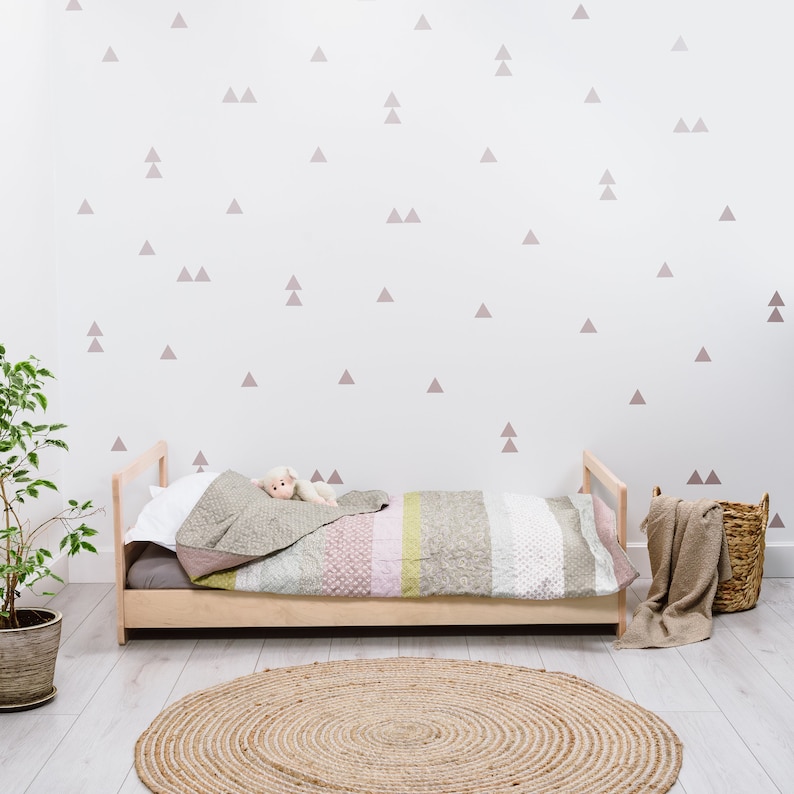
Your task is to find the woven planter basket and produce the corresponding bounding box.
[652,487,768,613]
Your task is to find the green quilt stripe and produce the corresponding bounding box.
[192,568,238,590]
[402,492,422,597]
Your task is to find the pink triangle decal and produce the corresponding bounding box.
[87,338,104,353]
[384,92,401,108]
[404,208,421,223]
[415,14,431,30]
[692,118,708,133]
[161,345,176,360]
[310,147,327,163]
[145,147,161,162]
[580,318,597,333]
[671,35,688,52]
[311,47,327,62]
[630,390,646,405]
[111,436,127,452]
[501,422,517,438]
[377,288,394,303]
[241,372,258,387]
[193,451,208,466]
[286,275,302,290]
[687,470,703,485]
[769,291,784,306]
[310,470,324,483]
[286,291,302,306]
[495,45,512,60]
[768,308,784,322]
[480,148,497,163]
[171,13,187,28]
[599,170,615,185]
[222,88,238,103]
[227,199,243,214]
[66,0,82,9]
[475,303,492,318]
[77,199,93,215]
[387,209,403,223]
[427,378,444,393]
[719,206,735,221]
[572,4,589,19]
[600,186,617,200]
[502,439,518,453]
[695,347,711,362]
[674,118,690,133]
[495,62,512,77]
[522,229,539,245]
[102,46,118,62]
[240,87,257,103]
[327,470,343,485]
[139,240,155,255]
[584,87,601,103]
[657,262,674,278]
[146,163,162,178]
[339,370,355,385]
[87,321,103,336]
[384,109,401,124]
[177,267,193,282]
[194,267,210,282]
[704,470,721,485]
[769,513,785,528]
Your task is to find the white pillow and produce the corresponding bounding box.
[124,472,220,551]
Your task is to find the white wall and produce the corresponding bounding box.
[4,1,793,580]
[0,1,69,597]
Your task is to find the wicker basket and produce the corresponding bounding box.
[652,487,769,613]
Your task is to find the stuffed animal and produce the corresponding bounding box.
[252,465,338,506]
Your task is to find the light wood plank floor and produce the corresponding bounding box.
[3,578,793,793]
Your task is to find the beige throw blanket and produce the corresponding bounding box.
[614,494,732,649]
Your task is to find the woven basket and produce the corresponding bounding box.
[652,487,769,613]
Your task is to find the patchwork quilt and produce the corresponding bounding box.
[175,470,635,599]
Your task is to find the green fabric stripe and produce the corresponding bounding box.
[192,568,237,589]
[402,492,422,597]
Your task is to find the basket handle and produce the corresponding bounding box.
[652,485,661,497]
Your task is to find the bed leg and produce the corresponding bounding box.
[616,588,627,637]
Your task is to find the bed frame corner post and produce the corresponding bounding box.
[112,469,128,645]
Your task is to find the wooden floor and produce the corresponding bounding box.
[3,579,794,793]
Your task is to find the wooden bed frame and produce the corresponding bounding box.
[113,442,629,644]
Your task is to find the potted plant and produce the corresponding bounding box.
[0,345,102,711]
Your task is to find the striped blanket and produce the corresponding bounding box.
[176,470,633,599]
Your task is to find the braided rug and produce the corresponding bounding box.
[135,657,682,794]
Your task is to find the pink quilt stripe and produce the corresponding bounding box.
[370,494,404,597]
[321,513,374,596]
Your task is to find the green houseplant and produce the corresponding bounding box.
[0,344,101,710]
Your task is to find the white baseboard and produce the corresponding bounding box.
[67,546,116,583]
[627,542,794,580]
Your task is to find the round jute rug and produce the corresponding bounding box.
[135,657,682,794]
